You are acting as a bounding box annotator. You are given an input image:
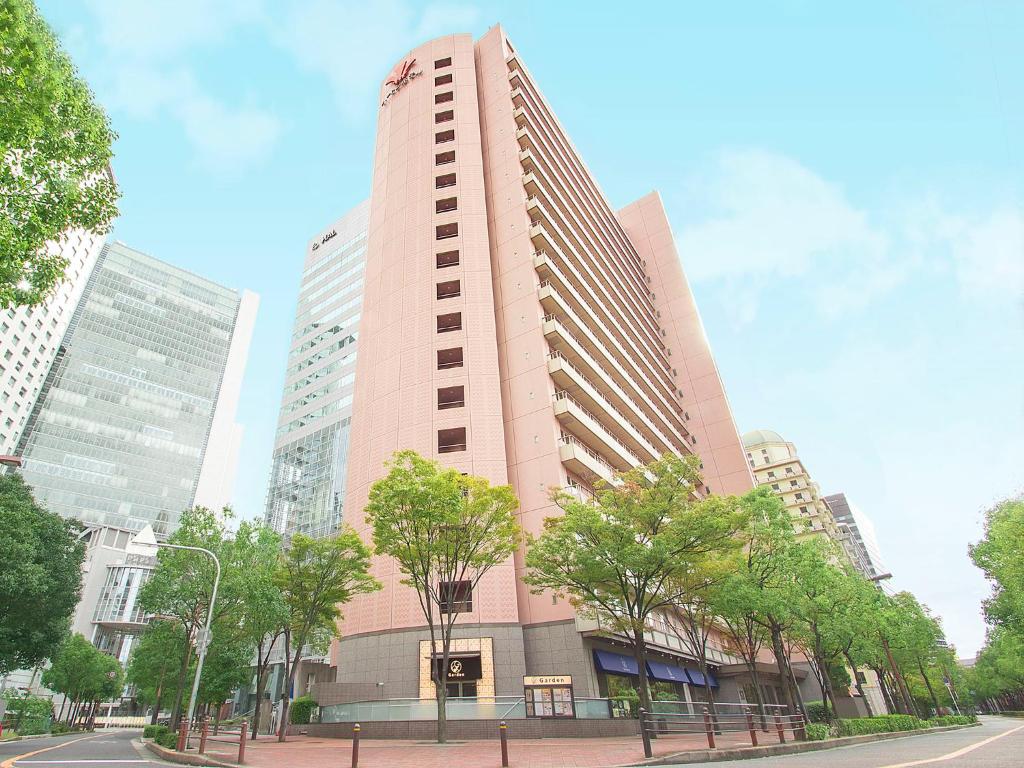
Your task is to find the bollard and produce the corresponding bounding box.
[745,707,758,747]
[703,707,716,749]
[499,720,509,767]
[638,708,653,759]
[238,720,248,764]
[796,707,807,741]
[774,712,786,744]
[176,720,188,752]
[199,716,210,754]
[351,722,361,768]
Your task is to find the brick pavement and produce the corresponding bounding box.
[200,729,759,767]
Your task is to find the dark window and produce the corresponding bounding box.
[436,250,460,268]
[436,173,456,188]
[436,197,457,213]
[439,580,472,612]
[436,312,462,333]
[790,480,798,487]
[435,110,454,124]
[800,506,809,514]
[435,56,452,68]
[435,91,454,104]
[771,483,780,491]
[436,279,460,299]
[435,129,455,144]
[795,492,804,500]
[438,427,467,453]
[436,222,458,240]
[435,73,453,86]
[437,385,465,410]
[436,150,455,165]
[437,347,463,369]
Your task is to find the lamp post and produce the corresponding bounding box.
[128,524,221,728]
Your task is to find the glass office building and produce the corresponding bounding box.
[264,201,368,540]
[16,241,257,535]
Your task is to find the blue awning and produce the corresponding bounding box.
[685,667,719,688]
[593,650,639,676]
[646,660,689,683]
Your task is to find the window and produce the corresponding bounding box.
[795,492,804,500]
[790,480,798,488]
[438,426,467,453]
[785,467,794,475]
[436,250,460,268]
[437,385,465,410]
[435,110,454,124]
[767,471,776,479]
[435,56,452,68]
[436,312,462,333]
[771,483,780,491]
[436,150,455,165]
[436,279,460,299]
[800,506,809,514]
[436,223,458,240]
[435,129,455,143]
[435,73,453,86]
[436,197,457,213]
[435,91,454,104]
[439,580,472,612]
[437,347,463,369]
[436,173,456,188]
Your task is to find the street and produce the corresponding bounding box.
[661,716,1024,768]
[0,729,157,768]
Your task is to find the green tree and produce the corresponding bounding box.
[524,454,746,716]
[0,473,84,675]
[970,496,1024,635]
[126,620,187,724]
[366,450,519,743]
[274,530,379,741]
[0,0,119,307]
[41,632,122,727]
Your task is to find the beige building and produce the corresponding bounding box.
[741,429,845,544]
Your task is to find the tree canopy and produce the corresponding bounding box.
[0,0,119,307]
[0,473,84,675]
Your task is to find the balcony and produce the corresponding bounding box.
[558,434,616,485]
[552,390,643,471]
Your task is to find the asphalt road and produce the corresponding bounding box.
[0,729,159,768]
[661,716,1024,768]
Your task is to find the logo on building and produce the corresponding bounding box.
[381,58,421,107]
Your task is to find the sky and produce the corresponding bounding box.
[36,0,1023,658]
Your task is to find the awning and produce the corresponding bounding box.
[685,667,719,688]
[593,650,639,676]
[646,660,689,684]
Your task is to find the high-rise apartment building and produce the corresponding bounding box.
[264,202,369,539]
[824,492,888,580]
[15,241,257,535]
[741,429,847,545]
[327,27,753,705]
[0,228,105,454]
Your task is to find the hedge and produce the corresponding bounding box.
[804,723,830,741]
[928,714,977,726]
[144,724,170,740]
[803,701,829,723]
[289,695,316,724]
[154,729,178,749]
[833,713,976,737]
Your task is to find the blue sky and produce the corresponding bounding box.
[37,1,1022,657]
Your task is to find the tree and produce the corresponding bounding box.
[970,496,1024,635]
[42,632,122,727]
[0,473,84,675]
[524,453,746,716]
[0,0,119,307]
[274,530,379,741]
[366,450,519,743]
[126,620,187,724]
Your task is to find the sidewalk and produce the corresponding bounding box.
[198,730,756,768]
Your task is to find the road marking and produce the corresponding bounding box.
[877,723,1024,767]
[18,761,151,764]
[0,735,103,768]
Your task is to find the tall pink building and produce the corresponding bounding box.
[333,25,753,705]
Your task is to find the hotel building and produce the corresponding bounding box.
[264,202,368,540]
[325,26,757,708]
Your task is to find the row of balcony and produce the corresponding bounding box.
[552,390,644,473]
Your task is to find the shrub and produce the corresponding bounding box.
[289,695,317,725]
[804,723,831,741]
[928,715,976,726]
[835,714,926,736]
[803,701,829,723]
[154,729,178,749]
[143,724,166,738]
[50,722,73,735]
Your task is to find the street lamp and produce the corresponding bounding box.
[128,524,221,728]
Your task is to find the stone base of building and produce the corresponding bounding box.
[291,717,641,740]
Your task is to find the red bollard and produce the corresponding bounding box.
[745,708,758,747]
[351,723,361,768]
[176,720,189,752]
[774,712,786,744]
[499,720,509,767]
[703,707,716,749]
[199,716,209,754]
[238,720,248,764]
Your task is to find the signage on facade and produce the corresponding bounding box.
[380,58,422,107]
[523,675,575,718]
[432,654,482,680]
[523,675,572,687]
[311,229,337,252]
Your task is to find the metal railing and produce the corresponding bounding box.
[320,696,620,722]
[638,703,807,758]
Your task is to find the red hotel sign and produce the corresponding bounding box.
[381,58,422,107]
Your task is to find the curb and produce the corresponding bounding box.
[631,722,981,765]
[142,739,238,768]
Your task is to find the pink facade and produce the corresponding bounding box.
[335,25,753,701]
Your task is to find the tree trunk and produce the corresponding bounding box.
[277,628,292,742]
[632,630,653,715]
[843,650,873,716]
[251,660,267,739]
[749,662,769,731]
[881,636,916,716]
[814,646,840,719]
[875,666,899,714]
[769,624,798,716]
[917,657,940,715]
[170,639,194,730]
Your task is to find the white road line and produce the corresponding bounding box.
[876,723,1024,768]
